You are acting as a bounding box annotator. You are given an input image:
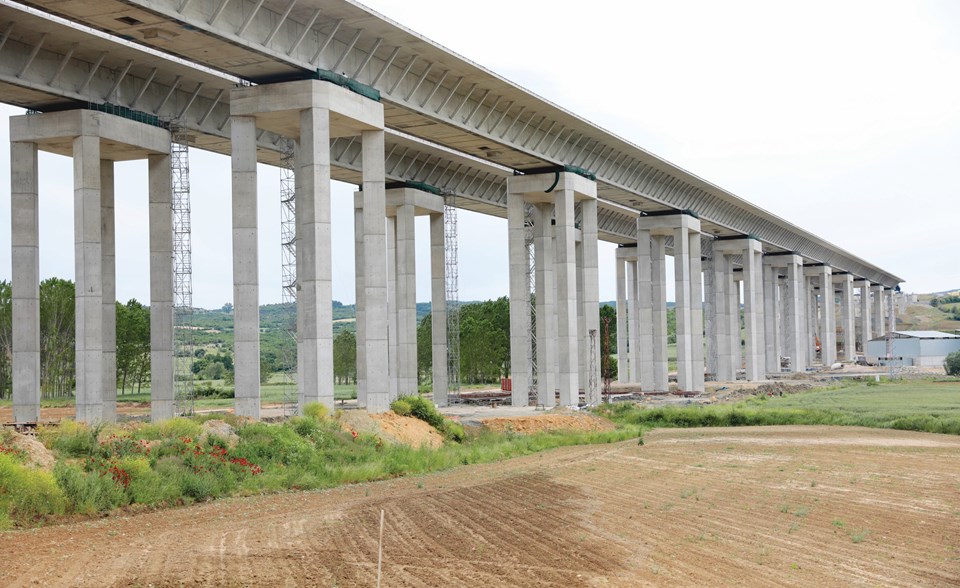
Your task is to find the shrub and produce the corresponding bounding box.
[390,398,413,417]
[945,351,960,376]
[54,461,128,514]
[392,396,464,442]
[303,402,329,422]
[135,418,202,441]
[0,454,65,527]
[40,420,100,458]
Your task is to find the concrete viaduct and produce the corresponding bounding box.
[1,0,903,423]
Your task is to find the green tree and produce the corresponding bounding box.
[333,330,357,384]
[417,314,433,385]
[945,351,960,377]
[39,278,75,398]
[116,299,150,394]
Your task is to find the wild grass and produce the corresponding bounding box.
[597,379,960,436]
[4,398,641,529]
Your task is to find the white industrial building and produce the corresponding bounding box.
[865,331,960,367]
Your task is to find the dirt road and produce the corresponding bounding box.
[2,426,959,587]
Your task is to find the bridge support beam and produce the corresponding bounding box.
[638,213,703,393]
[762,260,782,375]
[715,238,765,381]
[855,279,872,353]
[834,273,857,362]
[10,109,171,423]
[508,172,596,406]
[231,80,385,415]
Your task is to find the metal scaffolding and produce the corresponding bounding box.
[279,138,298,417]
[525,205,537,405]
[444,194,461,403]
[171,126,194,416]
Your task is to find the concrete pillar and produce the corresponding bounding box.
[731,272,743,376]
[651,235,669,392]
[856,280,871,353]
[581,198,600,404]
[507,194,530,405]
[361,129,389,413]
[148,153,174,421]
[354,205,366,406]
[230,115,260,419]
[691,233,704,392]
[871,285,885,338]
[712,252,734,381]
[10,141,40,424]
[886,288,896,336]
[534,203,557,406]
[74,135,104,423]
[806,275,819,364]
[429,213,448,406]
[636,231,656,391]
[297,107,334,410]
[703,240,717,380]
[819,267,836,366]
[386,216,398,399]
[576,237,585,396]
[396,203,417,397]
[782,256,806,372]
[101,161,117,423]
[627,259,640,383]
[673,221,697,392]
[837,274,856,362]
[615,255,627,383]
[554,187,579,406]
[763,262,781,374]
[742,241,764,381]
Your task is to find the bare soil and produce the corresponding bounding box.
[2,425,958,587]
[338,410,444,449]
[480,411,616,434]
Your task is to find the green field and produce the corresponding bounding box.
[600,378,960,436]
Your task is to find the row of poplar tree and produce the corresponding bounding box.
[0,279,153,399]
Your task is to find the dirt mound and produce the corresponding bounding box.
[480,410,615,434]
[338,410,443,448]
[198,420,239,447]
[9,431,55,470]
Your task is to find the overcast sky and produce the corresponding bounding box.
[0,0,957,308]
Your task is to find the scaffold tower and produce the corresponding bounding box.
[171,126,194,416]
[444,194,461,403]
[279,138,298,416]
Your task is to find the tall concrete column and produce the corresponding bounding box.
[673,222,696,392]
[554,188,579,406]
[703,240,717,379]
[101,161,117,423]
[886,288,896,336]
[837,274,856,362]
[230,115,260,419]
[615,255,627,383]
[74,135,103,423]
[856,279,871,353]
[627,259,640,383]
[581,198,600,404]
[871,285,885,338]
[742,241,764,381]
[395,203,417,397]
[690,232,704,392]
[507,194,530,405]
[806,275,819,364]
[534,203,557,406]
[576,237,585,395]
[361,129,389,412]
[730,272,743,376]
[386,215,398,400]
[148,153,174,421]
[429,213,448,406]
[354,204,366,406]
[781,256,805,372]
[762,262,780,374]
[819,267,836,366]
[636,230,655,391]
[297,107,334,409]
[651,235,669,392]
[10,141,40,424]
[712,252,734,381]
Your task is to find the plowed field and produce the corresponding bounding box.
[2,426,959,587]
